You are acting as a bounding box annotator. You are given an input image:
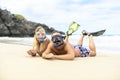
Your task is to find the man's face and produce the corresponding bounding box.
[51,32,64,48]
[52,32,61,42]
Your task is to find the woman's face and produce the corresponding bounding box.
[36,32,45,41]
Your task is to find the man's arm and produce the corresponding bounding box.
[53,43,75,60]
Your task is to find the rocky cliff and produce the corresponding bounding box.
[0,8,65,37]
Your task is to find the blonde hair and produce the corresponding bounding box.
[35,26,46,34]
[33,26,46,50]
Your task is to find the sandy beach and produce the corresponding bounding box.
[0,43,120,80]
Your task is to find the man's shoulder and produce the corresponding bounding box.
[65,42,73,48]
[65,41,72,45]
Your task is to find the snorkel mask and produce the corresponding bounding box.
[51,35,64,48]
[38,33,46,43]
[39,35,46,43]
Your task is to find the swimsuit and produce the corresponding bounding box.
[74,45,90,57]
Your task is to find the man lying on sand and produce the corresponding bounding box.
[42,31,96,60]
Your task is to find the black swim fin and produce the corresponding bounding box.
[82,29,106,36]
[90,29,106,36]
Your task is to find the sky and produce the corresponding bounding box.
[0,0,120,35]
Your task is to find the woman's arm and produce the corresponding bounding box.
[42,43,52,58]
[38,38,50,56]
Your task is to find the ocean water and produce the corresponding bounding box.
[0,35,120,54]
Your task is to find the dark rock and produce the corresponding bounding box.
[0,8,65,37]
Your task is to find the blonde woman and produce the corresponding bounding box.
[27,26,50,56]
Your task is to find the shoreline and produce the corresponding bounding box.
[0,36,120,54]
[0,40,119,55]
[0,43,120,80]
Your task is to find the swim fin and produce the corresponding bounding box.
[66,21,80,36]
[82,29,106,36]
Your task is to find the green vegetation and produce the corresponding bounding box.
[14,14,24,20]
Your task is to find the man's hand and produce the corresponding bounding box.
[45,53,54,59]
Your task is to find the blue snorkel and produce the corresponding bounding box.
[55,42,59,48]
[39,35,46,43]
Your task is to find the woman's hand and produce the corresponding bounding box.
[27,49,37,56]
[37,51,43,56]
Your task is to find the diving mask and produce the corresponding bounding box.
[39,36,46,43]
[36,32,46,43]
[51,35,64,48]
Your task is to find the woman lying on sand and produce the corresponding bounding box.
[27,26,50,56]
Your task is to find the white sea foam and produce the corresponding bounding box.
[0,35,120,54]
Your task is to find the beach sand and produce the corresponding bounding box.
[0,43,120,80]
